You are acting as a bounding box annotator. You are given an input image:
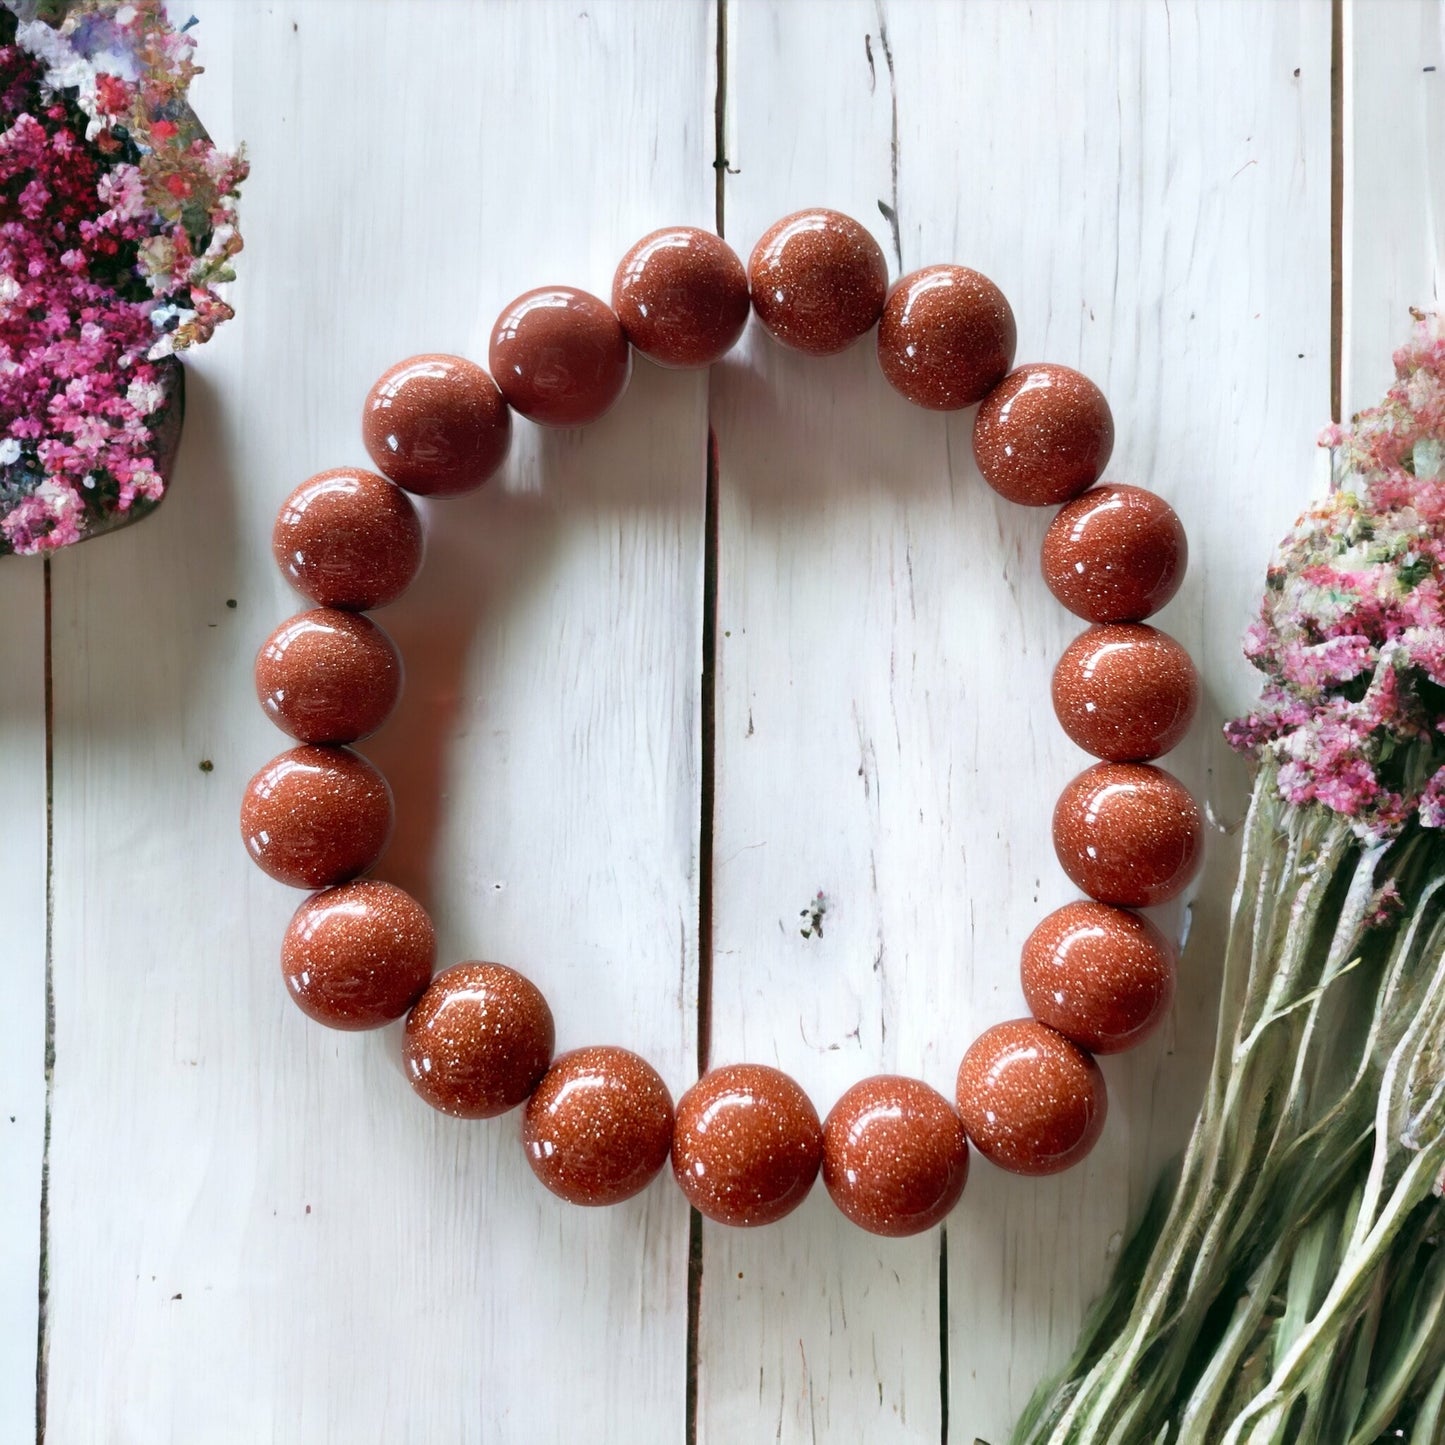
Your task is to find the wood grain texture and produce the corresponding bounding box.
[1344,0,1444,411]
[704,2,1331,1441]
[42,3,709,1441]
[5,2,1439,1442]
[0,561,45,1435]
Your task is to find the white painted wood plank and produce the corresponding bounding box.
[702,5,945,1436]
[704,3,1332,1443]
[0,559,46,1437]
[43,3,710,1440]
[1343,0,1444,411]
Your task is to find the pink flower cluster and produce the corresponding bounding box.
[0,0,244,556]
[1228,310,1445,838]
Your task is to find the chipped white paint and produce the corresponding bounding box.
[1,2,1442,1441]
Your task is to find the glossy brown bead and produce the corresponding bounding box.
[281,879,435,1030]
[672,1064,822,1227]
[822,1076,969,1237]
[1021,901,1177,1054]
[254,608,403,744]
[612,227,750,368]
[240,745,393,889]
[1042,484,1188,623]
[488,287,631,427]
[272,468,423,611]
[955,1019,1107,1175]
[403,962,554,1119]
[361,353,511,497]
[1053,761,1204,908]
[522,1047,675,1206]
[876,265,1017,410]
[748,208,889,356]
[1051,623,1199,762]
[973,363,1114,506]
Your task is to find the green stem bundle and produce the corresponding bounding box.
[1013,763,1445,1444]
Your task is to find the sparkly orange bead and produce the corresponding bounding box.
[240,745,393,889]
[612,227,750,368]
[748,209,888,356]
[361,353,511,497]
[1051,623,1198,762]
[272,468,423,612]
[672,1064,822,1227]
[877,265,1016,410]
[1021,901,1176,1054]
[281,880,435,1030]
[955,1019,1107,1175]
[404,962,555,1119]
[489,287,631,427]
[1041,484,1187,623]
[973,363,1114,506]
[1052,761,1204,907]
[254,608,402,744]
[522,1047,675,1206]
[822,1075,969,1236]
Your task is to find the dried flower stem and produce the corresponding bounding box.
[1015,763,1445,1443]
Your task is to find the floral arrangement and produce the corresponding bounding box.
[0,0,244,556]
[1227,310,1445,839]
[1016,311,1445,1444]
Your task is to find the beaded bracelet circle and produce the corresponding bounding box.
[243,209,1200,1238]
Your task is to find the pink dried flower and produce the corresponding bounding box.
[1,0,244,556]
[1364,878,1406,929]
[1232,310,1445,839]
